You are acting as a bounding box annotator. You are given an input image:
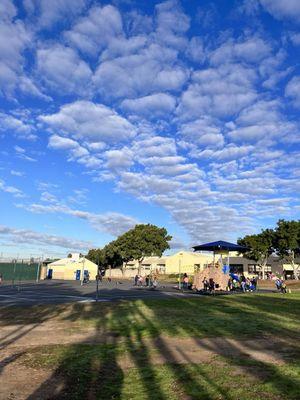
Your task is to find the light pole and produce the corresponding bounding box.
[80,256,85,286]
[178,252,183,290]
[36,257,41,283]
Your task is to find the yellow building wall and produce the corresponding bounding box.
[48,258,98,280]
[283,263,299,271]
[165,252,214,274]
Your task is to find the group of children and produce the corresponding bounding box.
[134,274,158,289]
[200,274,258,293]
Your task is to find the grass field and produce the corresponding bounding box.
[1,293,300,399]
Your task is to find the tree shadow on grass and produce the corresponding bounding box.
[0,292,299,399]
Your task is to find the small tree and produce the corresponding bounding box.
[86,248,105,266]
[115,224,172,275]
[274,219,300,279]
[238,229,274,279]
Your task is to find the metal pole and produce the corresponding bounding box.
[12,259,16,286]
[36,259,41,283]
[178,257,182,290]
[81,257,85,286]
[96,276,99,302]
[96,258,100,301]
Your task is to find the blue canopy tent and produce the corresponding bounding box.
[192,240,249,271]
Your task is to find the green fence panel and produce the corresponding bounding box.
[0,262,39,281]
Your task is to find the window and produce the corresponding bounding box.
[265,265,272,272]
[230,264,244,274]
[248,265,256,273]
[157,264,166,273]
[194,264,201,272]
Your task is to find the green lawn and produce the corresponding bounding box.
[1,292,299,339]
[20,344,300,400]
[2,293,300,399]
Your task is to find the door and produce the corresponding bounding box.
[75,270,81,280]
[47,269,53,279]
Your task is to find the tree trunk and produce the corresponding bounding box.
[138,258,144,275]
[287,252,298,280]
[121,262,127,278]
[260,256,268,280]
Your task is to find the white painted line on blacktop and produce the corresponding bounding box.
[0,292,95,300]
[0,294,37,301]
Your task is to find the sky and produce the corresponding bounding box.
[0,0,299,259]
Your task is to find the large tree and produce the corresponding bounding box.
[86,242,126,275]
[273,219,300,279]
[238,229,274,279]
[86,248,105,266]
[115,224,172,274]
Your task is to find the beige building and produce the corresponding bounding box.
[110,251,215,278]
[47,253,98,281]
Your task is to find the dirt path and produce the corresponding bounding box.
[0,327,297,400]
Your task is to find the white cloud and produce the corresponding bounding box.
[100,36,147,61]
[192,144,254,161]
[0,0,17,20]
[104,148,134,170]
[0,112,36,140]
[11,170,25,177]
[186,37,205,63]
[65,5,123,56]
[0,179,25,198]
[48,135,79,150]
[0,224,94,251]
[285,76,300,107]
[227,99,298,142]
[121,93,176,117]
[0,6,31,96]
[180,117,224,148]
[36,45,92,95]
[177,64,257,119]
[40,191,58,203]
[259,0,300,22]
[210,37,271,65]
[14,145,37,162]
[41,101,136,144]
[93,43,188,99]
[22,202,139,237]
[24,0,87,29]
[155,0,190,49]
[289,32,300,45]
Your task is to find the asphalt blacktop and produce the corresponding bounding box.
[0,279,196,306]
[0,279,276,306]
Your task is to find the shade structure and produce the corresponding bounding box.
[192,240,248,253]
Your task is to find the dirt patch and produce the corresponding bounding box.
[0,334,298,399]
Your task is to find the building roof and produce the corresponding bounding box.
[48,256,97,268]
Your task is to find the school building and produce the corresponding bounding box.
[46,253,98,281]
[44,252,298,281]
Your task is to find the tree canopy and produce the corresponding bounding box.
[273,219,300,260]
[238,229,274,263]
[86,224,172,273]
[238,229,274,278]
[238,219,300,278]
[115,224,172,263]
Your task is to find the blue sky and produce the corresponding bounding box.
[0,0,299,258]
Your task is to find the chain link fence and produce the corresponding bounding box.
[0,255,44,284]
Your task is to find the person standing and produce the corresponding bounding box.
[183,274,189,289]
[202,277,209,291]
[240,275,246,292]
[134,274,139,286]
[209,278,215,295]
